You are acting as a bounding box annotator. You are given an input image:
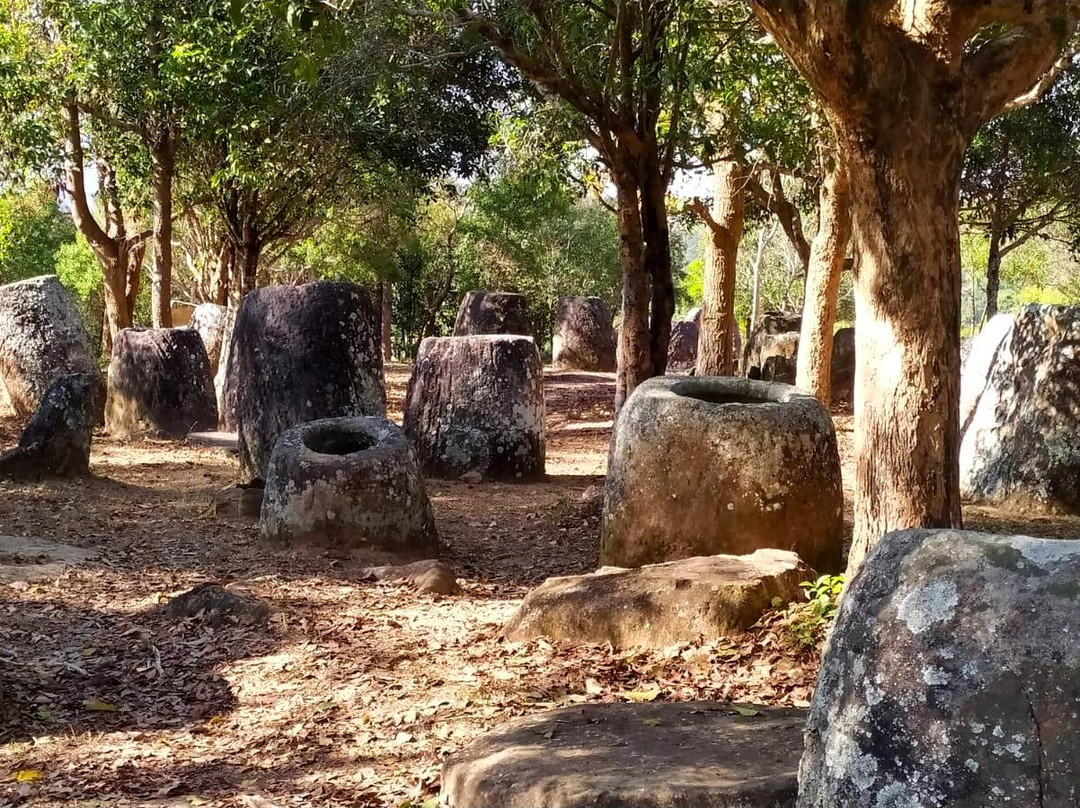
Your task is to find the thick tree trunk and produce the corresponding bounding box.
[698,159,746,376]
[984,230,1002,322]
[381,281,393,361]
[845,140,965,572]
[641,161,674,378]
[150,144,175,328]
[615,176,652,410]
[239,233,261,298]
[796,158,852,404]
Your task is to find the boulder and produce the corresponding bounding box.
[105,328,218,439]
[214,307,237,430]
[958,312,1016,436]
[360,559,461,596]
[829,326,855,402]
[745,328,800,380]
[404,335,545,481]
[165,583,270,625]
[800,529,1080,808]
[667,320,700,372]
[170,301,196,327]
[453,291,532,337]
[188,303,228,373]
[227,281,386,481]
[761,354,797,385]
[505,549,808,649]
[443,702,805,808]
[602,377,843,572]
[959,305,1080,513]
[260,416,438,555]
[552,296,616,372]
[0,373,96,480]
[0,275,98,418]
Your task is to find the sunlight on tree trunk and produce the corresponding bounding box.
[615,178,652,410]
[796,154,851,405]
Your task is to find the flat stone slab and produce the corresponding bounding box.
[505,550,809,649]
[0,534,99,582]
[442,701,805,808]
[187,431,239,452]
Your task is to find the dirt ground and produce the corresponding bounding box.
[1,367,1078,807]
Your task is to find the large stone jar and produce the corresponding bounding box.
[601,376,843,572]
[260,416,438,555]
[404,335,545,481]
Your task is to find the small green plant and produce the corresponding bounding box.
[784,574,845,650]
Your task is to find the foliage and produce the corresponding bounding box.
[0,183,74,284]
[782,574,844,651]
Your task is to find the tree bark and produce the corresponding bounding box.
[844,137,966,571]
[796,155,852,405]
[239,226,261,297]
[381,281,393,361]
[698,159,746,376]
[984,230,1002,322]
[640,159,674,378]
[615,175,652,410]
[150,140,175,328]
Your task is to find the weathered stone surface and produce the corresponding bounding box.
[188,303,228,373]
[105,328,218,439]
[960,305,1080,513]
[743,312,801,376]
[0,275,98,418]
[404,335,545,481]
[830,326,855,402]
[761,354,796,385]
[165,583,270,625]
[505,550,808,649]
[214,482,264,519]
[170,301,196,327]
[800,529,1080,808]
[360,559,461,595]
[227,281,386,481]
[0,374,96,480]
[453,291,532,337]
[443,701,805,808]
[552,297,616,372]
[667,320,700,372]
[958,312,1016,437]
[214,307,237,430]
[602,377,843,572]
[260,416,438,555]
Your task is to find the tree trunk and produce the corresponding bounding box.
[984,230,1002,322]
[150,142,175,328]
[614,176,652,411]
[698,159,746,376]
[796,157,852,404]
[381,281,393,361]
[844,138,965,572]
[239,231,261,298]
[749,220,774,333]
[640,160,674,378]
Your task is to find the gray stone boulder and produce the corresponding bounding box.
[505,549,809,649]
[165,582,271,625]
[830,326,855,402]
[260,416,438,555]
[227,281,386,481]
[188,303,228,373]
[443,702,805,808]
[0,275,98,418]
[667,319,700,372]
[960,305,1080,513]
[602,377,843,572]
[761,354,797,385]
[105,328,218,438]
[404,335,545,481]
[0,373,96,480]
[552,296,616,372]
[959,312,1015,434]
[743,312,801,377]
[360,559,461,596]
[800,529,1080,808]
[453,290,532,337]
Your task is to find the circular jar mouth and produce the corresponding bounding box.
[671,378,788,405]
[303,428,375,456]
